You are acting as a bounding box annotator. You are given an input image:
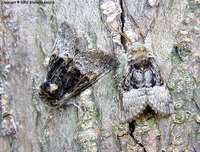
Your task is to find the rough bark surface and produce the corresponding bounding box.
[0,0,199,152]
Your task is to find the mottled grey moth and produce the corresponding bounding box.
[39,22,116,107]
[120,47,174,123]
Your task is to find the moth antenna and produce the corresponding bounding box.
[109,23,133,45]
[113,50,125,55]
[137,17,147,41]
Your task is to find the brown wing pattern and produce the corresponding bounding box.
[39,22,116,107]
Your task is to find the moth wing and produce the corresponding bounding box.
[73,50,116,81]
[46,54,66,81]
[45,22,78,81]
[146,59,174,115]
[52,22,78,60]
[150,58,164,85]
[120,89,147,123]
[144,59,174,115]
[146,86,174,115]
[55,50,116,106]
[41,22,117,107]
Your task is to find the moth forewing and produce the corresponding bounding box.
[73,50,116,79]
[147,86,174,115]
[52,22,78,60]
[120,88,148,123]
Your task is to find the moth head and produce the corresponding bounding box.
[39,82,63,106]
[133,56,151,70]
[129,48,153,70]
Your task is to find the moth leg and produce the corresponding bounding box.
[65,102,82,112]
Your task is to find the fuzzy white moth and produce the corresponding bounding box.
[120,47,174,123]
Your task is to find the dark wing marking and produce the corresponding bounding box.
[40,51,116,107]
[149,58,164,86]
[52,51,116,107]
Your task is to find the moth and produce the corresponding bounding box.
[120,47,174,123]
[39,22,116,107]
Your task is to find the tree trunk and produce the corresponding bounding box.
[0,0,199,152]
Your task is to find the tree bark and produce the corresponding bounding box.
[0,0,199,152]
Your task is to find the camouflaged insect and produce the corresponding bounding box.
[120,47,174,123]
[39,22,116,107]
